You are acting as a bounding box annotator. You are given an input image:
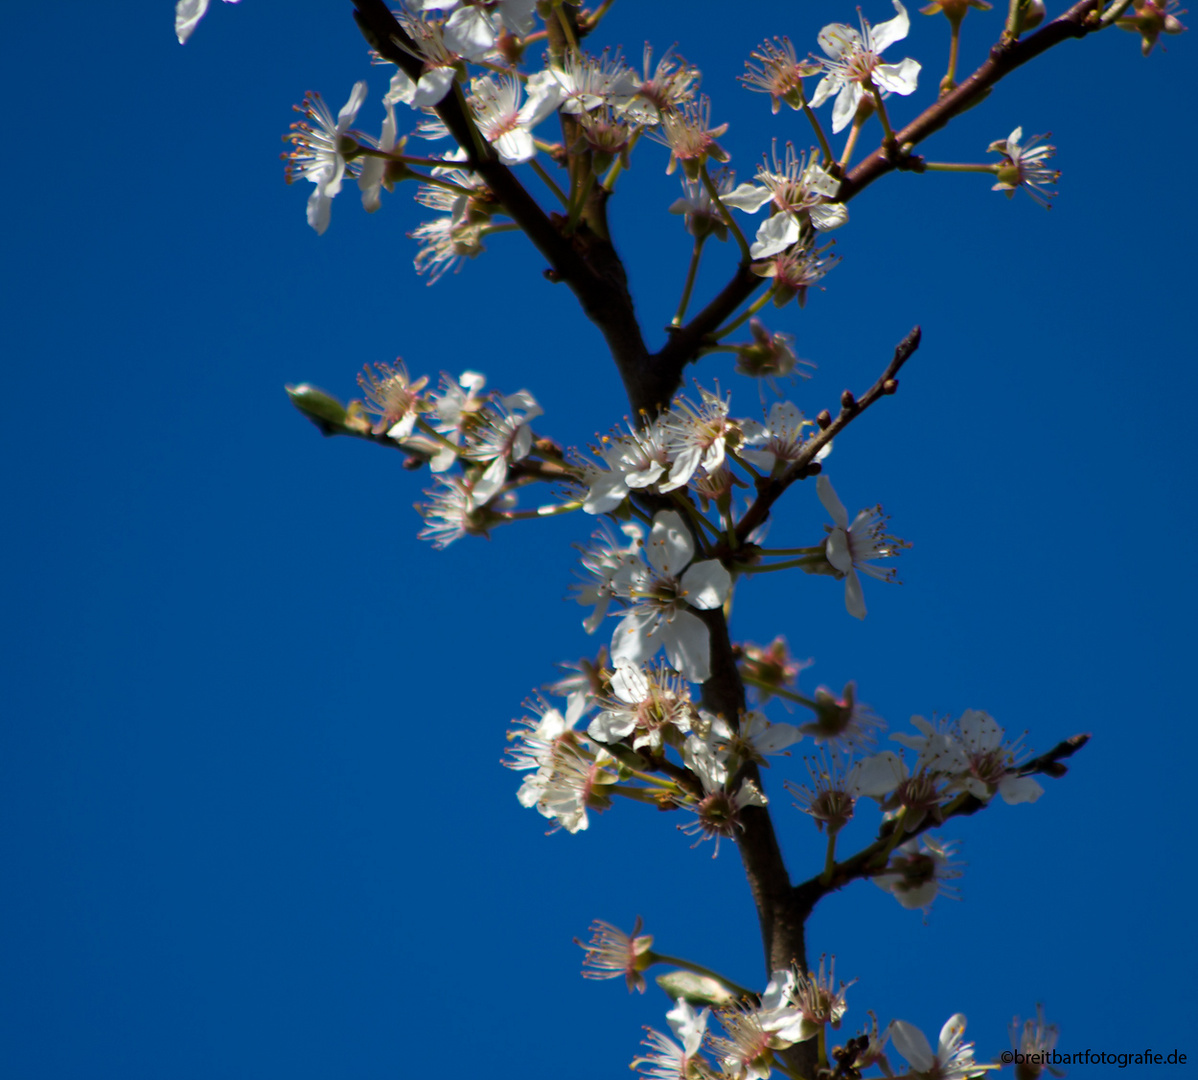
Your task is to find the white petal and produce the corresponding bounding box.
[998,775,1044,804]
[889,1021,935,1072]
[498,0,538,34]
[870,0,912,53]
[306,189,332,235]
[662,611,712,684]
[680,559,731,610]
[831,83,861,135]
[844,568,867,619]
[817,22,859,59]
[413,68,457,108]
[611,610,656,666]
[444,6,498,59]
[873,57,921,96]
[387,69,418,106]
[339,81,368,127]
[808,73,839,109]
[494,128,535,165]
[750,214,801,260]
[722,183,774,213]
[937,1015,967,1059]
[848,751,905,796]
[175,0,211,43]
[810,202,848,231]
[611,659,650,704]
[583,470,628,515]
[817,474,850,528]
[646,511,695,576]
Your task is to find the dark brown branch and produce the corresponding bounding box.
[351,0,664,415]
[840,0,1102,199]
[723,326,921,551]
[652,0,1102,390]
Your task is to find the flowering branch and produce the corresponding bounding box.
[654,0,1101,389]
[791,732,1092,918]
[351,0,678,416]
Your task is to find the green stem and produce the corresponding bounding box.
[552,0,579,52]
[820,832,838,885]
[869,86,898,148]
[480,222,522,238]
[529,156,569,206]
[754,545,825,557]
[700,163,751,263]
[672,236,707,327]
[602,128,642,191]
[741,675,818,711]
[565,169,595,235]
[922,161,1001,173]
[616,767,680,790]
[944,20,963,91]
[710,285,775,340]
[734,555,820,574]
[838,114,865,171]
[499,501,582,522]
[800,95,837,171]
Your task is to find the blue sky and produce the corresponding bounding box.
[2,3,1194,1077]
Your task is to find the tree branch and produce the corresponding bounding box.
[350,0,665,415]
[652,0,1102,391]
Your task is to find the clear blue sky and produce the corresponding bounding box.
[2,3,1194,1077]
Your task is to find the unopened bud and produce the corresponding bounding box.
[840,390,856,411]
[1022,0,1045,29]
[817,409,833,429]
[655,970,737,1007]
[286,383,347,429]
[883,379,899,395]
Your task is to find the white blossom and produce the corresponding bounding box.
[810,0,921,133]
[889,1014,992,1078]
[609,511,732,684]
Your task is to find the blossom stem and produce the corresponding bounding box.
[755,545,826,556]
[820,832,838,885]
[741,675,819,711]
[645,953,756,999]
[602,129,642,191]
[733,555,823,574]
[868,86,898,149]
[921,161,1001,173]
[480,222,522,238]
[565,169,596,235]
[413,417,465,454]
[529,156,569,207]
[700,163,752,263]
[551,0,580,52]
[498,502,582,522]
[672,236,708,327]
[943,21,963,92]
[816,1026,829,1074]
[877,807,909,862]
[838,116,865,172]
[583,0,618,30]
[798,90,837,172]
[611,768,678,791]
[709,285,775,340]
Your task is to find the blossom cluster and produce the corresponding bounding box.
[630,964,994,1080]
